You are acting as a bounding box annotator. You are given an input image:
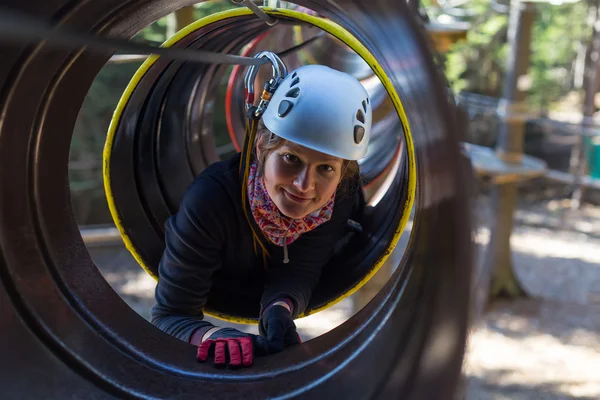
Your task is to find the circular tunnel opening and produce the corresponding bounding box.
[103,7,412,324]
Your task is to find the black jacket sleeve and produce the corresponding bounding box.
[151,176,227,343]
[259,188,359,319]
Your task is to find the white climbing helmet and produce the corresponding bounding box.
[261,64,372,161]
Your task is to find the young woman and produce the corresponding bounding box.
[151,64,372,368]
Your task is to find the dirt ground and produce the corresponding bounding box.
[462,195,600,400]
[89,194,600,399]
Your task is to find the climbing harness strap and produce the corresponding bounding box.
[239,110,270,266]
[239,51,288,267]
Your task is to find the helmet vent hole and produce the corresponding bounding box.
[292,72,297,79]
[278,100,294,117]
[290,77,300,87]
[354,125,365,144]
[362,100,367,113]
[366,98,369,105]
[285,88,300,98]
[356,109,365,124]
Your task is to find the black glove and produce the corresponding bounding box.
[259,303,302,353]
[196,327,269,368]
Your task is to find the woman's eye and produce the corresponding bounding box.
[319,165,334,173]
[283,153,299,163]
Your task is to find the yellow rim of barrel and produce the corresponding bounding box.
[103,7,416,325]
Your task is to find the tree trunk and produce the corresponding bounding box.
[484,0,536,301]
[175,6,196,31]
[570,0,600,210]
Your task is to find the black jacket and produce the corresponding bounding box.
[151,153,361,343]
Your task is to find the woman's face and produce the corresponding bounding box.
[258,139,343,219]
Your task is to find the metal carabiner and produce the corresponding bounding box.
[243,51,287,118]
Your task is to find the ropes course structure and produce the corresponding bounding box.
[0,1,474,398]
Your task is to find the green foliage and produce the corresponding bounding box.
[442,2,509,97]
[132,1,241,45]
[442,0,589,110]
[528,1,589,110]
[70,61,142,192]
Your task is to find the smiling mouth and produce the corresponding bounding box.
[283,189,312,203]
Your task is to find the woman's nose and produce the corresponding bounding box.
[293,167,314,192]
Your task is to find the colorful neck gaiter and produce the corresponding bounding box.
[247,160,335,247]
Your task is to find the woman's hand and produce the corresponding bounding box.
[195,327,269,368]
[259,302,302,353]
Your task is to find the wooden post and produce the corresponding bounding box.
[484,0,536,300]
[175,6,196,31]
[570,0,600,209]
